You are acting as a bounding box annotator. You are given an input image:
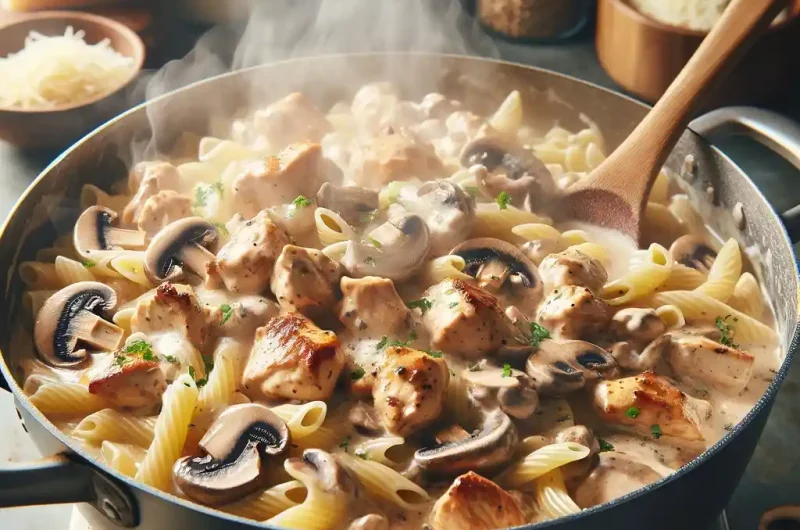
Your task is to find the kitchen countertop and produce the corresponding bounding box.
[1,32,799,530]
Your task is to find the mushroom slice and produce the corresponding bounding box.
[463,366,539,419]
[611,308,667,349]
[451,237,543,313]
[670,235,716,273]
[316,183,380,226]
[408,181,476,255]
[461,135,556,212]
[341,214,430,281]
[429,471,526,530]
[34,282,124,368]
[415,409,518,476]
[526,339,619,396]
[173,403,290,505]
[144,217,219,283]
[74,206,147,259]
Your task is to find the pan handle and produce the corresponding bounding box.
[0,453,138,527]
[689,107,800,241]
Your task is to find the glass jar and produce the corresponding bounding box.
[477,0,593,42]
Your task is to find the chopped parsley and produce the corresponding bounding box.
[495,191,511,210]
[114,354,130,366]
[364,257,377,267]
[529,322,551,348]
[445,289,455,295]
[350,367,366,381]
[625,407,640,419]
[598,439,614,452]
[715,315,739,348]
[220,304,235,325]
[163,355,179,364]
[189,366,208,388]
[406,298,432,314]
[425,350,444,358]
[123,340,156,362]
[193,182,223,208]
[448,302,459,309]
[211,222,229,236]
[339,436,351,451]
[292,195,312,207]
[502,363,512,377]
[376,336,388,350]
[409,330,418,341]
[650,424,663,439]
[368,237,382,249]
[211,181,224,195]
[82,259,96,268]
[354,448,369,460]
[359,210,377,224]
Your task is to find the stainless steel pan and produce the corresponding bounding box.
[1,54,799,530]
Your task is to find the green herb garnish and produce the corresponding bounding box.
[212,222,229,236]
[650,424,663,439]
[292,195,312,207]
[350,367,366,381]
[376,336,388,350]
[496,191,511,210]
[123,340,156,361]
[425,350,444,358]
[339,437,350,450]
[368,237,382,249]
[625,407,640,419]
[163,355,179,364]
[502,363,512,377]
[598,439,614,452]
[715,315,739,348]
[354,448,369,460]
[406,298,432,314]
[220,304,234,325]
[448,302,459,309]
[82,259,96,268]
[114,354,129,366]
[359,210,377,224]
[211,181,224,196]
[529,322,551,348]
[189,366,208,388]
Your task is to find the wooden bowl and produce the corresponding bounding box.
[596,0,800,108]
[0,11,145,149]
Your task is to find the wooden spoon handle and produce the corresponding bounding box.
[586,0,791,199]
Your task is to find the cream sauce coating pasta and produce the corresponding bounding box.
[14,84,781,530]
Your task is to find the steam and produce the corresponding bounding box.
[133,0,498,162]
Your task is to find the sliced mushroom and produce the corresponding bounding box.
[144,217,219,283]
[34,282,124,368]
[173,403,290,505]
[610,335,673,372]
[670,235,716,273]
[526,339,619,396]
[611,308,667,349]
[463,366,539,419]
[409,181,475,255]
[316,183,379,226]
[341,214,429,281]
[348,401,383,435]
[74,206,147,259]
[451,237,543,313]
[415,408,518,476]
[461,136,556,212]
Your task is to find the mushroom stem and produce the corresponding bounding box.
[72,311,125,351]
[477,260,511,291]
[105,227,147,250]
[179,244,216,278]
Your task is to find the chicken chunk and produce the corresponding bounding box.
[667,334,754,393]
[271,245,343,318]
[122,162,182,226]
[372,346,449,436]
[337,276,413,338]
[429,472,526,530]
[593,372,712,441]
[539,248,608,293]
[206,295,279,342]
[610,308,667,350]
[243,313,344,401]
[131,283,208,349]
[213,209,291,294]
[232,142,340,217]
[88,356,166,413]
[575,452,663,508]
[252,92,332,149]
[422,278,515,360]
[537,285,611,340]
[418,92,462,120]
[349,129,445,188]
[136,190,193,237]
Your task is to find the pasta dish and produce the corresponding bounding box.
[14,84,780,530]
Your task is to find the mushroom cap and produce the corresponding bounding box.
[669,235,716,273]
[526,339,619,396]
[316,183,379,226]
[416,181,475,216]
[414,409,518,476]
[289,449,358,496]
[73,206,118,259]
[463,366,539,419]
[34,281,119,368]
[173,403,290,506]
[144,217,219,282]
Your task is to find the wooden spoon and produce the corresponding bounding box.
[561,0,792,243]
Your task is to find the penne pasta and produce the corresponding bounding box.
[338,453,429,510]
[221,480,306,521]
[315,208,356,246]
[660,264,707,291]
[655,305,686,330]
[271,401,328,440]
[19,262,60,289]
[535,468,581,519]
[27,382,106,416]
[728,272,765,318]
[54,256,94,285]
[101,441,147,477]
[497,442,591,488]
[351,436,408,467]
[472,206,552,243]
[419,255,471,286]
[601,244,672,305]
[72,409,157,447]
[694,238,741,302]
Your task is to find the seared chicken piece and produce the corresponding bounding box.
[122,162,182,226]
[88,356,166,413]
[539,248,608,293]
[422,278,514,360]
[337,276,413,338]
[232,142,340,217]
[610,308,667,350]
[136,190,193,237]
[252,92,332,149]
[418,92,462,120]
[206,295,279,342]
[372,346,449,436]
[214,210,291,294]
[667,334,754,393]
[593,372,711,441]
[243,313,344,401]
[349,129,445,188]
[430,472,526,530]
[271,245,343,318]
[537,285,611,340]
[575,452,663,508]
[131,283,208,349]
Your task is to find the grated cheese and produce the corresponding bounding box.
[0,26,135,110]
